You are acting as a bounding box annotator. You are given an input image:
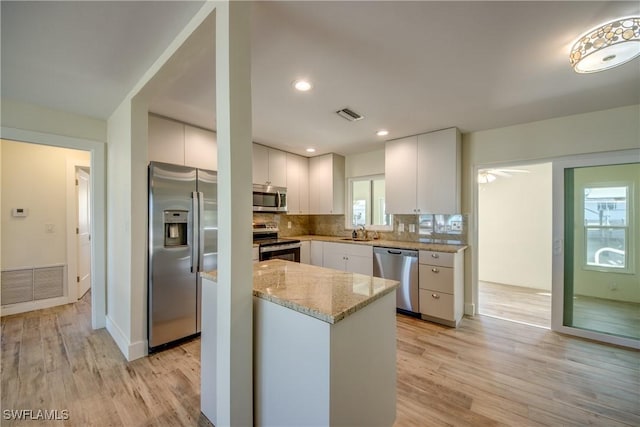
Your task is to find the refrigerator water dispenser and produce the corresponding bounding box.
[164,210,188,247]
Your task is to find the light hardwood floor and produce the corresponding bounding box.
[478,281,551,328]
[2,295,639,426]
[479,281,640,339]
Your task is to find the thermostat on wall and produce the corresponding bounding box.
[12,208,28,217]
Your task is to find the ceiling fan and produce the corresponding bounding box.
[477,168,530,184]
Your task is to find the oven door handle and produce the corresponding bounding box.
[259,243,301,253]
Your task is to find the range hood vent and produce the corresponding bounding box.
[336,107,364,122]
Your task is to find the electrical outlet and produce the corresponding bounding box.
[45,223,55,233]
[398,223,405,232]
[409,224,416,233]
[609,282,618,291]
[287,221,292,229]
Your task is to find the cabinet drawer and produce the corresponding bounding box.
[419,289,454,321]
[419,251,454,267]
[419,265,454,293]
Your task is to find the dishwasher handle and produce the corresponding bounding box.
[373,247,418,258]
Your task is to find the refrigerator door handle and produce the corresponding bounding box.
[198,191,205,272]
[191,192,199,273]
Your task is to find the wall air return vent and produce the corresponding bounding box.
[336,108,364,122]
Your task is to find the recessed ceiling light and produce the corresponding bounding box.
[293,80,313,92]
[306,148,316,153]
[376,130,389,137]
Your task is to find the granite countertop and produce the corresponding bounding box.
[290,235,467,253]
[201,260,399,324]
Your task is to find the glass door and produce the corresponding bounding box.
[554,156,639,348]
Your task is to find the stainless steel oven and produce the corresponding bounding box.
[253,223,300,262]
[259,241,301,262]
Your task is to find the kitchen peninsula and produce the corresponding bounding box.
[201,260,399,427]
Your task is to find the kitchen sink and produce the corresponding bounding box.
[340,237,372,242]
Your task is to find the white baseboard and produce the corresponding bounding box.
[1,296,70,317]
[129,339,148,360]
[464,303,476,316]
[106,315,148,361]
[106,315,129,359]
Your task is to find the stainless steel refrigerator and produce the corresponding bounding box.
[148,161,217,352]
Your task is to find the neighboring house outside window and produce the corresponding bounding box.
[583,185,632,272]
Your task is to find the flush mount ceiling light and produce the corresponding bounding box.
[376,130,389,137]
[293,79,313,91]
[305,148,316,153]
[570,16,640,73]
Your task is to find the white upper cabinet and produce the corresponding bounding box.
[309,153,345,215]
[253,144,270,184]
[148,115,185,165]
[148,115,218,171]
[286,153,309,214]
[253,144,287,187]
[185,125,217,171]
[385,135,418,214]
[385,128,461,214]
[416,128,461,214]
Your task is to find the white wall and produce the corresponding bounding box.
[1,99,107,142]
[1,140,90,269]
[345,149,384,178]
[464,104,640,314]
[106,100,134,357]
[478,163,552,290]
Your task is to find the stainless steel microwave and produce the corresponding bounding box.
[253,184,287,212]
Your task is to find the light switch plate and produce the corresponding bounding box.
[409,224,415,233]
[398,223,405,232]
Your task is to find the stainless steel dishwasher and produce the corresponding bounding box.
[373,247,419,316]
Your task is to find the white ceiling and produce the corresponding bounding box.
[2,1,639,157]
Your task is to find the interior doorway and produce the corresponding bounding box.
[76,167,92,299]
[1,127,106,330]
[477,162,553,328]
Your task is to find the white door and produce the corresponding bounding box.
[76,168,91,299]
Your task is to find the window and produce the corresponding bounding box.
[419,214,464,236]
[347,175,392,229]
[583,185,630,271]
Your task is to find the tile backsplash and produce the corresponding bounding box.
[253,212,467,244]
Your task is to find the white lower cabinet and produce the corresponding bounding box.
[252,246,260,263]
[418,249,464,327]
[322,242,373,276]
[310,241,323,266]
[300,241,310,264]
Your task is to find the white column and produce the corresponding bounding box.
[214,1,253,426]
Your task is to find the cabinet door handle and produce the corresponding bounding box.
[431,268,439,273]
[431,253,439,259]
[431,293,440,299]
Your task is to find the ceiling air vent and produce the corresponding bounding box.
[336,107,364,122]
